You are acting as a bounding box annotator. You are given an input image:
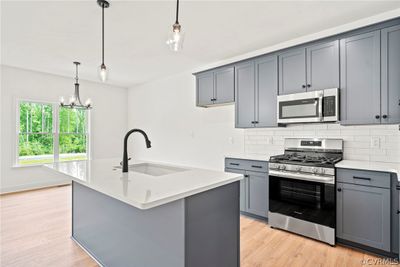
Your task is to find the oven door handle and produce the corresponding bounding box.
[269,170,334,184]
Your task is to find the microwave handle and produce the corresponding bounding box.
[318,94,323,121]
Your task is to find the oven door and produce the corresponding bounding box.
[269,175,335,228]
[277,90,324,124]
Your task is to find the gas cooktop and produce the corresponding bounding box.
[270,153,342,168]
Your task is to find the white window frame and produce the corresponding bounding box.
[15,99,91,166]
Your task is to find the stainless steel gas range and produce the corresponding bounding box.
[268,138,343,246]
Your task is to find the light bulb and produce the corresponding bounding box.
[166,24,184,52]
[70,95,76,105]
[85,98,92,107]
[98,64,108,82]
[60,96,65,105]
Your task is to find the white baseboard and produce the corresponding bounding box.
[0,180,71,194]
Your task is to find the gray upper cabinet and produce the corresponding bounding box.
[235,56,278,128]
[214,67,235,105]
[196,72,214,106]
[340,30,381,125]
[195,66,234,107]
[255,56,278,127]
[337,182,391,252]
[381,25,400,124]
[235,61,255,128]
[306,40,340,91]
[278,40,339,95]
[278,48,307,95]
[246,171,268,218]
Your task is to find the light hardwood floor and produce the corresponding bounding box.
[0,185,394,267]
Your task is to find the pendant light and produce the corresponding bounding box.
[60,62,92,110]
[97,0,110,82]
[166,0,184,52]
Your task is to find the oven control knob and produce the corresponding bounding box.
[312,167,318,174]
[320,168,326,174]
[280,165,286,170]
[296,166,302,172]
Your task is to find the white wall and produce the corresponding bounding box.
[0,65,128,193]
[127,71,244,171]
[128,72,400,170]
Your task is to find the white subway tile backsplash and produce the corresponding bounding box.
[343,141,370,149]
[370,129,398,136]
[244,123,400,163]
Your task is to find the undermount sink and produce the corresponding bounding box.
[115,163,187,176]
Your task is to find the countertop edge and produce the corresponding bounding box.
[224,155,269,162]
[43,164,243,210]
[335,160,400,178]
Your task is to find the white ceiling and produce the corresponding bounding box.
[2,1,400,88]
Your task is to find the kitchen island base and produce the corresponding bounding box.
[72,181,240,267]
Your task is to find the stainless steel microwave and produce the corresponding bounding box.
[277,88,339,124]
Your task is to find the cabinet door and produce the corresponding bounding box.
[337,182,391,252]
[278,48,306,95]
[255,55,278,127]
[340,31,381,125]
[214,66,235,104]
[235,61,256,128]
[381,25,400,124]
[246,171,268,218]
[196,72,214,106]
[306,40,339,91]
[225,168,246,212]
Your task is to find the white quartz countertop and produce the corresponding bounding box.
[336,160,400,179]
[44,159,243,210]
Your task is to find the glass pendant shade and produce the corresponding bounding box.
[166,24,184,52]
[98,64,108,82]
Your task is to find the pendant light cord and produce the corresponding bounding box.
[175,0,179,24]
[102,4,105,65]
[75,63,79,83]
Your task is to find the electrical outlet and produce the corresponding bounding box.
[370,136,380,149]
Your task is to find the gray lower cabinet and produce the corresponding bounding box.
[246,171,269,217]
[278,48,307,95]
[235,56,278,128]
[336,181,391,252]
[340,30,382,125]
[225,158,268,218]
[225,168,247,211]
[381,24,400,124]
[195,66,234,107]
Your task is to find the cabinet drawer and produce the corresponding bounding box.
[337,168,391,189]
[225,158,268,172]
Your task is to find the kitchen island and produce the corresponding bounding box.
[45,159,242,267]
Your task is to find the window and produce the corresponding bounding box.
[17,100,89,166]
[59,108,88,162]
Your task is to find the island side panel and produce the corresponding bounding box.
[184,181,240,267]
[72,181,185,267]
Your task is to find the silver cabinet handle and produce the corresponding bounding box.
[251,165,263,169]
